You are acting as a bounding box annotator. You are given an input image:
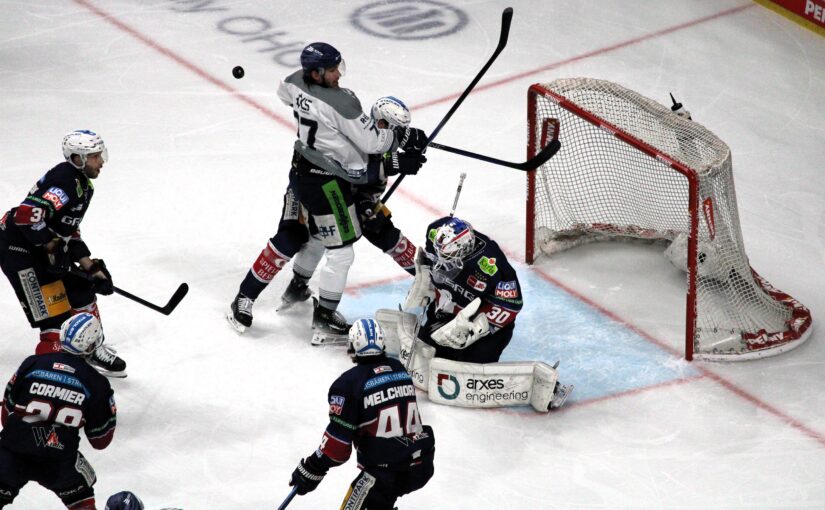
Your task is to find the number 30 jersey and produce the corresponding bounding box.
[315,356,426,470]
[423,216,524,333]
[1,352,116,459]
[277,70,394,174]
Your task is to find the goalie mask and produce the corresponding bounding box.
[348,318,386,359]
[371,96,411,129]
[62,130,108,170]
[60,313,103,357]
[432,218,476,274]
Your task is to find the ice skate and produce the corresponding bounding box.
[226,292,254,334]
[89,344,127,378]
[549,381,574,410]
[311,298,351,346]
[277,277,312,312]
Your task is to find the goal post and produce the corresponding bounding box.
[526,78,812,361]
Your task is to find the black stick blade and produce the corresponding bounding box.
[499,8,514,47]
[160,283,189,315]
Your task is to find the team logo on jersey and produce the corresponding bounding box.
[33,426,64,450]
[351,0,468,41]
[477,256,498,276]
[329,395,345,416]
[495,280,519,299]
[435,373,460,400]
[373,365,391,374]
[466,275,486,292]
[43,187,69,210]
[52,362,76,374]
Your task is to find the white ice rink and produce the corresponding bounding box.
[2,1,825,508]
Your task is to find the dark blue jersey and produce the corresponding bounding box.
[423,217,523,332]
[315,356,427,470]
[1,352,116,459]
[1,162,94,260]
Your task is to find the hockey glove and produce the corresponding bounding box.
[385,152,426,177]
[394,126,428,154]
[431,297,490,349]
[45,239,71,276]
[85,258,114,296]
[290,456,328,495]
[360,203,391,236]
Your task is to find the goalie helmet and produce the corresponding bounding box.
[348,318,386,358]
[60,313,103,357]
[371,96,411,129]
[62,130,108,169]
[300,42,346,76]
[105,491,145,510]
[432,217,476,273]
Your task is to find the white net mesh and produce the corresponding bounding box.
[528,78,811,360]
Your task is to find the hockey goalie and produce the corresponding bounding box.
[377,216,573,413]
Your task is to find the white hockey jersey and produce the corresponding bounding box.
[277,70,395,176]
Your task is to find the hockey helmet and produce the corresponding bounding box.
[62,130,108,169]
[300,42,346,77]
[105,491,145,510]
[60,313,103,357]
[432,217,476,272]
[371,96,411,129]
[348,318,386,358]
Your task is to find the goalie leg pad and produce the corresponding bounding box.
[426,358,561,413]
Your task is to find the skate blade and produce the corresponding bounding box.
[550,384,574,410]
[225,312,247,334]
[90,365,128,379]
[276,299,298,313]
[310,332,349,346]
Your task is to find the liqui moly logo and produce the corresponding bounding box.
[703,198,716,240]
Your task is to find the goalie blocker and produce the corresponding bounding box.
[376,309,572,412]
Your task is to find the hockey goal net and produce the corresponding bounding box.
[526,78,812,361]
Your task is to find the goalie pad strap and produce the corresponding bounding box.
[427,358,559,413]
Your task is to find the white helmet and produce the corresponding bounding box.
[348,318,386,358]
[432,217,476,273]
[60,313,103,356]
[62,130,108,169]
[371,96,411,129]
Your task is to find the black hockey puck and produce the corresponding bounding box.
[232,66,245,79]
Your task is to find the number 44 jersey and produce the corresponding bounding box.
[1,352,116,459]
[317,356,430,471]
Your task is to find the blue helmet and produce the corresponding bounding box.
[300,42,343,75]
[348,318,386,358]
[105,491,144,510]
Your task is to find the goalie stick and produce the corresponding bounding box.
[70,268,189,316]
[380,7,514,205]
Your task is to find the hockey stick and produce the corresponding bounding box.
[428,138,561,171]
[70,269,189,316]
[380,7,514,205]
[277,486,298,510]
[450,172,467,217]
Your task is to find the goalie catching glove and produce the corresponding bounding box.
[431,297,489,349]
